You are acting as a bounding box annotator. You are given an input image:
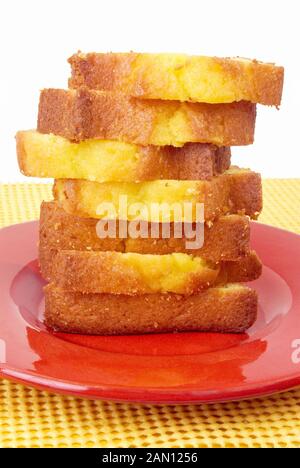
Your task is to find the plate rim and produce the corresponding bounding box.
[1,362,300,404]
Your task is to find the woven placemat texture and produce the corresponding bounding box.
[0,181,299,448]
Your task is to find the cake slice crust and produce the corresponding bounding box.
[45,283,258,335]
[39,201,251,281]
[53,167,263,222]
[48,250,262,295]
[17,130,231,182]
[69,52,284,106]
[37,88,256,146]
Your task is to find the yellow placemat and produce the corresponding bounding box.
[0,181,300,448]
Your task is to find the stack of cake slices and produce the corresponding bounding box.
[16,52,284,335]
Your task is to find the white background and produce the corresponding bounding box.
[0,0,299,182]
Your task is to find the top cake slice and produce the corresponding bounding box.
[69,52,284,106]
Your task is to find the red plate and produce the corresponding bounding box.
[0,220,300,404]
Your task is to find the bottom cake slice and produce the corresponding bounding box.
[44,284,258,335]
